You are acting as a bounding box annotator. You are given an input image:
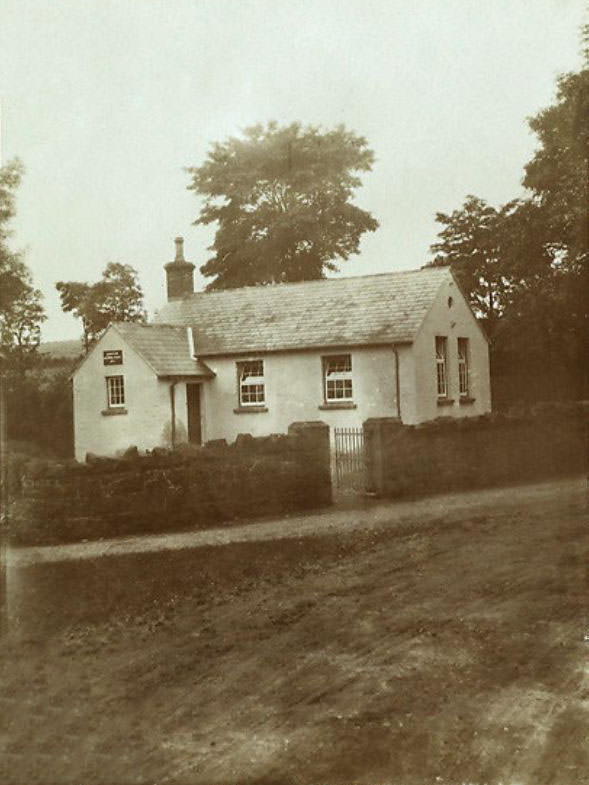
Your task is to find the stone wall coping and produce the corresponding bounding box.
[364,417,402,426]
[288,421,329,431]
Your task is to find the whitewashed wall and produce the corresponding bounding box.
[73,327,188,460]
[200,345,399,445]
[410,275,491,423]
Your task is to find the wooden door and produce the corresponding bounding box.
[186,383,202,445]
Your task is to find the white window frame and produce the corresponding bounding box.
[323,354,353,403]
[106,375,125,408]
[435,337,448,399]
[457,337,469,398]
[238,360,265,406]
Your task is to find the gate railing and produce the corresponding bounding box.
[333,427,366,488]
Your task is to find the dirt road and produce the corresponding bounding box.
[1,477,588,784]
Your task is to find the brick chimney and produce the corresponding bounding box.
[164,236,195,301]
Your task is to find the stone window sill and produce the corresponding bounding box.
[233,406,269,414]
[318,402,357,410]
[437,398,455,407]
[459,396,476,405]
[101,407,128,416]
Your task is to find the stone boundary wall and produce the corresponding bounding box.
[365,403,588,498]
[8,421,331,546]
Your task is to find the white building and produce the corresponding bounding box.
[72,238,491,461]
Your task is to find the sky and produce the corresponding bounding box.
[0,0,585,341]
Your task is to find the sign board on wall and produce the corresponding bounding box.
[103,350,123,366]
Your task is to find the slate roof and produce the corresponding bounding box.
[112,323,215,377]
[153,267,451,356]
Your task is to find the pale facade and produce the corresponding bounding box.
[403,273,491,423]
[73,327,189,459]
[73,338,403,460]
[199,345,400,445]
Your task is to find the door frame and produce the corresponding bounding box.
[186,382,203,445]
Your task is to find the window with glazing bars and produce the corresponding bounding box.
[238,360,265,405]
[106,375,125,407]
[435,337,448,398]
[457,337,469,397]
[324,354,353,401]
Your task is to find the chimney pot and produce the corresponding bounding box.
[164,236,195,301]
[174,236,185,262]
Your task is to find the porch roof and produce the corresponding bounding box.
[112,323,215,378]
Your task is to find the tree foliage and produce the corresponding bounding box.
[188,122,379,289]
[524,68,589,264]
[6,366,74,457]
[56,262,147,352]
[430,196,515,325]
[0,160,46,366]
[429,58,588,404]
[430,196,560,326]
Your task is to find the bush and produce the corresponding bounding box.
[5,367,74,457]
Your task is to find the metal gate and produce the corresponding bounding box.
[333,427,366,489]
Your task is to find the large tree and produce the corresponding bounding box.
[429,57,588,403]
[429,196,516,328]
[187,122,379,289]
[56,262,147,352]
[521,64,588,377]
[0,159,46,367]
[430,196,557,328]
[524,67,588,264]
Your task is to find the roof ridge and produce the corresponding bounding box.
[112,321,183,330]
[180,266,447,300]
